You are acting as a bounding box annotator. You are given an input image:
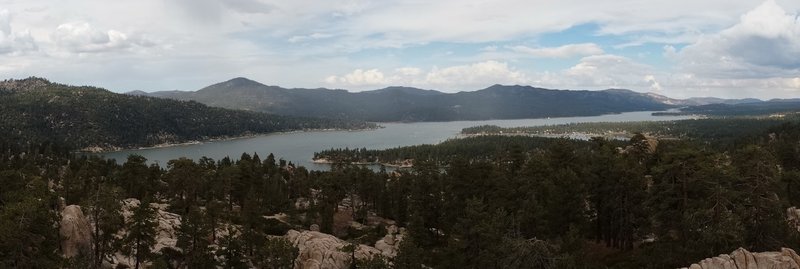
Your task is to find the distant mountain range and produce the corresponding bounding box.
[134,77,763,122]
[0,77,372,150]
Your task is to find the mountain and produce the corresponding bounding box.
[0,77,373,151]
[634,92,763,106]
[140,78,680,122]
[679,99,800,116]
[683,97,763,105]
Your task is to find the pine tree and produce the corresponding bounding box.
[176,207,216,269]
[0,184,62,268]
[119,155,151,200]
[123,198,158,269]
[87,184,124,269]
[253,237,298,269]
[393,237,424,269]
[734,145,787,251]
[218,227,248,269]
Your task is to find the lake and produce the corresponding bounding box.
[99,111,694,170]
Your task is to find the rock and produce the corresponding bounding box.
[57,196,66,211]
[349,220,366,231]
[265,213,290,224]
[295,197,311,210]
[100,198,184,269]
[374,225,405,258]
[386,224,399,235]
[285,230,382,269]
[374,239,394,257]
[121,198,182,254]
[789,207,800,232]
[680,247,800,269]
[60,205,93,258]
[383,234,395,245]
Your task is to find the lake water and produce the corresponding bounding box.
[100,111,693,170]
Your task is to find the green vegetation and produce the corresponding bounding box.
[2,119,800,267]
[0,77,374,150]
[2,77,800,268]
[150,77,673,121]
[674,101,800,116]
[314,136,586,166]
[462,116,797,148]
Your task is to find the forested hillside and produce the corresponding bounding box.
[142,77,676,121]
[0,77,373,151]
[3,118,800,268]
[676,101,800,116]
[461,116,797,149]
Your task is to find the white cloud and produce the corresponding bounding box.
[0,9,8,34]
[51,22,155,53]
[509,43,604,58]
[325,68,387,85]
[322,52,799,98]
[2,0,800,99]
[222,0,275,14]
[673,0,800,78]
[0,9,37,55]
[325,60,529,91]
[560,55,653,87]
[425,61,529,88]
[644,74,663,93]
[394,67,422,76]
[287,33,333,43]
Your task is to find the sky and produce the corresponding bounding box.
[1,0,799,99]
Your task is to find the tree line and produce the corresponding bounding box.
[2,122,800,268]
[0,77,375,151]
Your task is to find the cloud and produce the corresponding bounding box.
[3,0,800,99]
[481,45,498,52]
[394,67,422,76]
[0,9,8,35]
[325,69,387,85]
[509,43,604,58]
[673,0,800,78]
[564,55,651,81]
[531,54,660,90]
[425,61,529,88]
[222,0,275,14]
[644,74,663,93]
[325,60,529,90]
[287,33,333,43]
[0,9,38,55]
[51,22,154,53]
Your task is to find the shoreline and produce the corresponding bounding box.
[83,110,686,154]
[311,158,413,168]
[459,131,680,141]
[79,126,383,154]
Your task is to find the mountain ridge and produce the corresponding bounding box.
[134,77,698,122]
[0,77,373,150]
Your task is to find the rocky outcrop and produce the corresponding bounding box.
[120,199,182,254]
[375,225,405,258]
[60,205,93,258]
[103,199,183,268]
[286,230,382,269]
[679,248,800,269]
[789,207,800,232]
